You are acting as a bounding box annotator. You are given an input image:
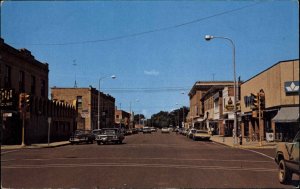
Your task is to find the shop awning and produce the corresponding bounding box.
[272,107,299,123]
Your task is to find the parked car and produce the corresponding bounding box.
[92,129,102,138]
[132,128,139,134]
[182,129,189,136]
[125,129,133,135]
[161,127,170,134]
[143,127,152,134]
[95,128,125,145]
[150,127,157,132]
[192,130,211,141]
[69,130,95,144]
[187,129,196,138]
[275,130,300,184]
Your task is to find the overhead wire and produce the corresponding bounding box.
[15,2,263,46]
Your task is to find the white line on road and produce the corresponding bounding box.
[1,150,19,155]
[241,149,274,160]
[2,162,277,172]
[1,156,272,163]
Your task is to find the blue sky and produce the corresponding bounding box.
[1,1,299,118]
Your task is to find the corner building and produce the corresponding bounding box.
[240,59,299,142]
[0,38,76,144]
[51,87,115,131]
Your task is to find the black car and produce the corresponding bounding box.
[69,130,95,144]
[95,128,125,145]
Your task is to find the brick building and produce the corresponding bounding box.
[0,38,76,144]
[51,87,115,130]
[187,81,236,130]
[240,59,299,142]
[115,107,130,129]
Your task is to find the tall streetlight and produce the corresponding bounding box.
[98,75,116,130]
[204,35,237,145]
[129,99,139,129]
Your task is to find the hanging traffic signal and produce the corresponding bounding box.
[25,94,31,112]
[19,93,26,111]
[250,93,259,110]
[259,91,265,110]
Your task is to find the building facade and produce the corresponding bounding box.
[51,87,115,131]
[188,81,237,133]
[240,59,299,142]
[115,107,130,129]
[0,38,76,144]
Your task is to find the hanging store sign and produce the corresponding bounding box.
[285,81,299,94]
[224,96,234,111]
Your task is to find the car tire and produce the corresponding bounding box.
[278,159,292,184]
[97,141,101,145]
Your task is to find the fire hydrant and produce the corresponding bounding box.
[239,134,243,145]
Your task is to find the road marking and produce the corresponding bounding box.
[1,150,19,155]
[1,156,272,163]
[2,162,277,172]
[241,149,274,160]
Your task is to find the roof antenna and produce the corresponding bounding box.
[73,60,77,88]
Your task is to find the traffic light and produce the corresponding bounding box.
[19,93,26,111]
[259,91,265,110]
[250,93,259,110]
[25,94,30,112]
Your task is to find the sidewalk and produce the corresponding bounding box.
[210,135,278,149]
[1,141,70,150]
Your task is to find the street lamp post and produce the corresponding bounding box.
[98,75,116,130]
[204,35,237,145]
[129,99,139,129]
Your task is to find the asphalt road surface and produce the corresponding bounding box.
[1,131,299,188]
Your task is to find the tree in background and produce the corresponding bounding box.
[150,106,189,128]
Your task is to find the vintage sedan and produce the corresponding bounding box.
[161,127,170,134]
[143,127,152,134]
[95,128,125,145]
[192,130,211,141]
[69,130,95,144]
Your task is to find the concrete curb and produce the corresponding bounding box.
[211,139,277,149]
[1,142,70,150]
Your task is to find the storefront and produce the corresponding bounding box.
[240,59,299,142]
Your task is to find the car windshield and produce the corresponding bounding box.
[102,130,116,135]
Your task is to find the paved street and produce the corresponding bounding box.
[1,131,299,188]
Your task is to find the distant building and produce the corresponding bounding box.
[187,81,240,133]
[115,107,130,129]
[0,38,76,144]
[51,87,115,130]
[240,59,299,142]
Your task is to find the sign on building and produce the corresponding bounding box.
[285,81,299,94]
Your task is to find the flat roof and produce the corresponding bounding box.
[242,59,299,84]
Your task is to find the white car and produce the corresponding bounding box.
[161,127,170,134]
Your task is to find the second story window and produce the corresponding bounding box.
[4,65,11,88]
[41,79,46,97]
[77,96,82,109]
[19,71,25,92]
[31,75,36,95]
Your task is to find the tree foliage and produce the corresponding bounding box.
[150,106,189,128]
